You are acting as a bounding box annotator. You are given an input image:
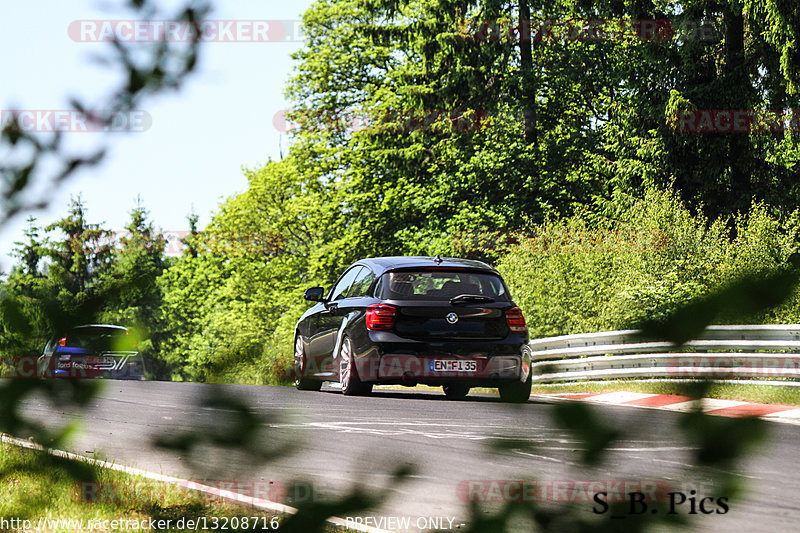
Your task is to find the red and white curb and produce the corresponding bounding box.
[540,391,800,425]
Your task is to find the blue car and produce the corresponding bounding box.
[38,324,145,379]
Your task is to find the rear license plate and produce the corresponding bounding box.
[430,360,477,372]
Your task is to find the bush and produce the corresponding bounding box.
[497,188,800,338]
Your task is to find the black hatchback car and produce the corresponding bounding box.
[294,256,532,402]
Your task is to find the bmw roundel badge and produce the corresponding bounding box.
[446,312,459,324]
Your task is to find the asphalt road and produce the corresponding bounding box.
[12,380,800,532]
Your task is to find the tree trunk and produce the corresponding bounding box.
[723,7,750,209]
[519,0,536,144]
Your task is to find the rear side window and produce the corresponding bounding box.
[329,266,364,301]
[380,270,509,301]
[348,267,376,297]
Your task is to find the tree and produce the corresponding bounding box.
[0,198,114,355]
[157,158,335,382]
[43,196,114,297]
[98,198,167,375]
[12,217,44,276]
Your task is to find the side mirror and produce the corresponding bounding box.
[303,287,325,302]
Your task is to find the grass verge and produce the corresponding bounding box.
[0,441,290,532]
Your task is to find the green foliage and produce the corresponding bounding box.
[98,199,168,376]
[498,188,800,337]
[3,3,799,530]
[143,0,800,383]
[0,197,169,384]
[156,159,336,383]
[0,198,114,354]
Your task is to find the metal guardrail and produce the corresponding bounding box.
[529,325,800,383]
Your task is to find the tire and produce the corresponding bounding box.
[499,371,532,403]
[294,335,322,391]
[339,336,372,396]
[442,383,470,400]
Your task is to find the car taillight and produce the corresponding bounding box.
[58,337,66,347]
[366,304,396,330]
[505,307,528,333]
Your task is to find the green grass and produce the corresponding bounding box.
[0,441,288,532]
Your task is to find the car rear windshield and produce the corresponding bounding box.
[65,327,134,351]
[379,270,510,301]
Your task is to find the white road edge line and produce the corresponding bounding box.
[0,433,394,533]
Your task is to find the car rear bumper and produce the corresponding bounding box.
[355,334,530,386]
[47,353,146,380]
[368,354,523,385]
[48,366,146,380]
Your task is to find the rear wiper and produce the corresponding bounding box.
[449,294,495,305]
